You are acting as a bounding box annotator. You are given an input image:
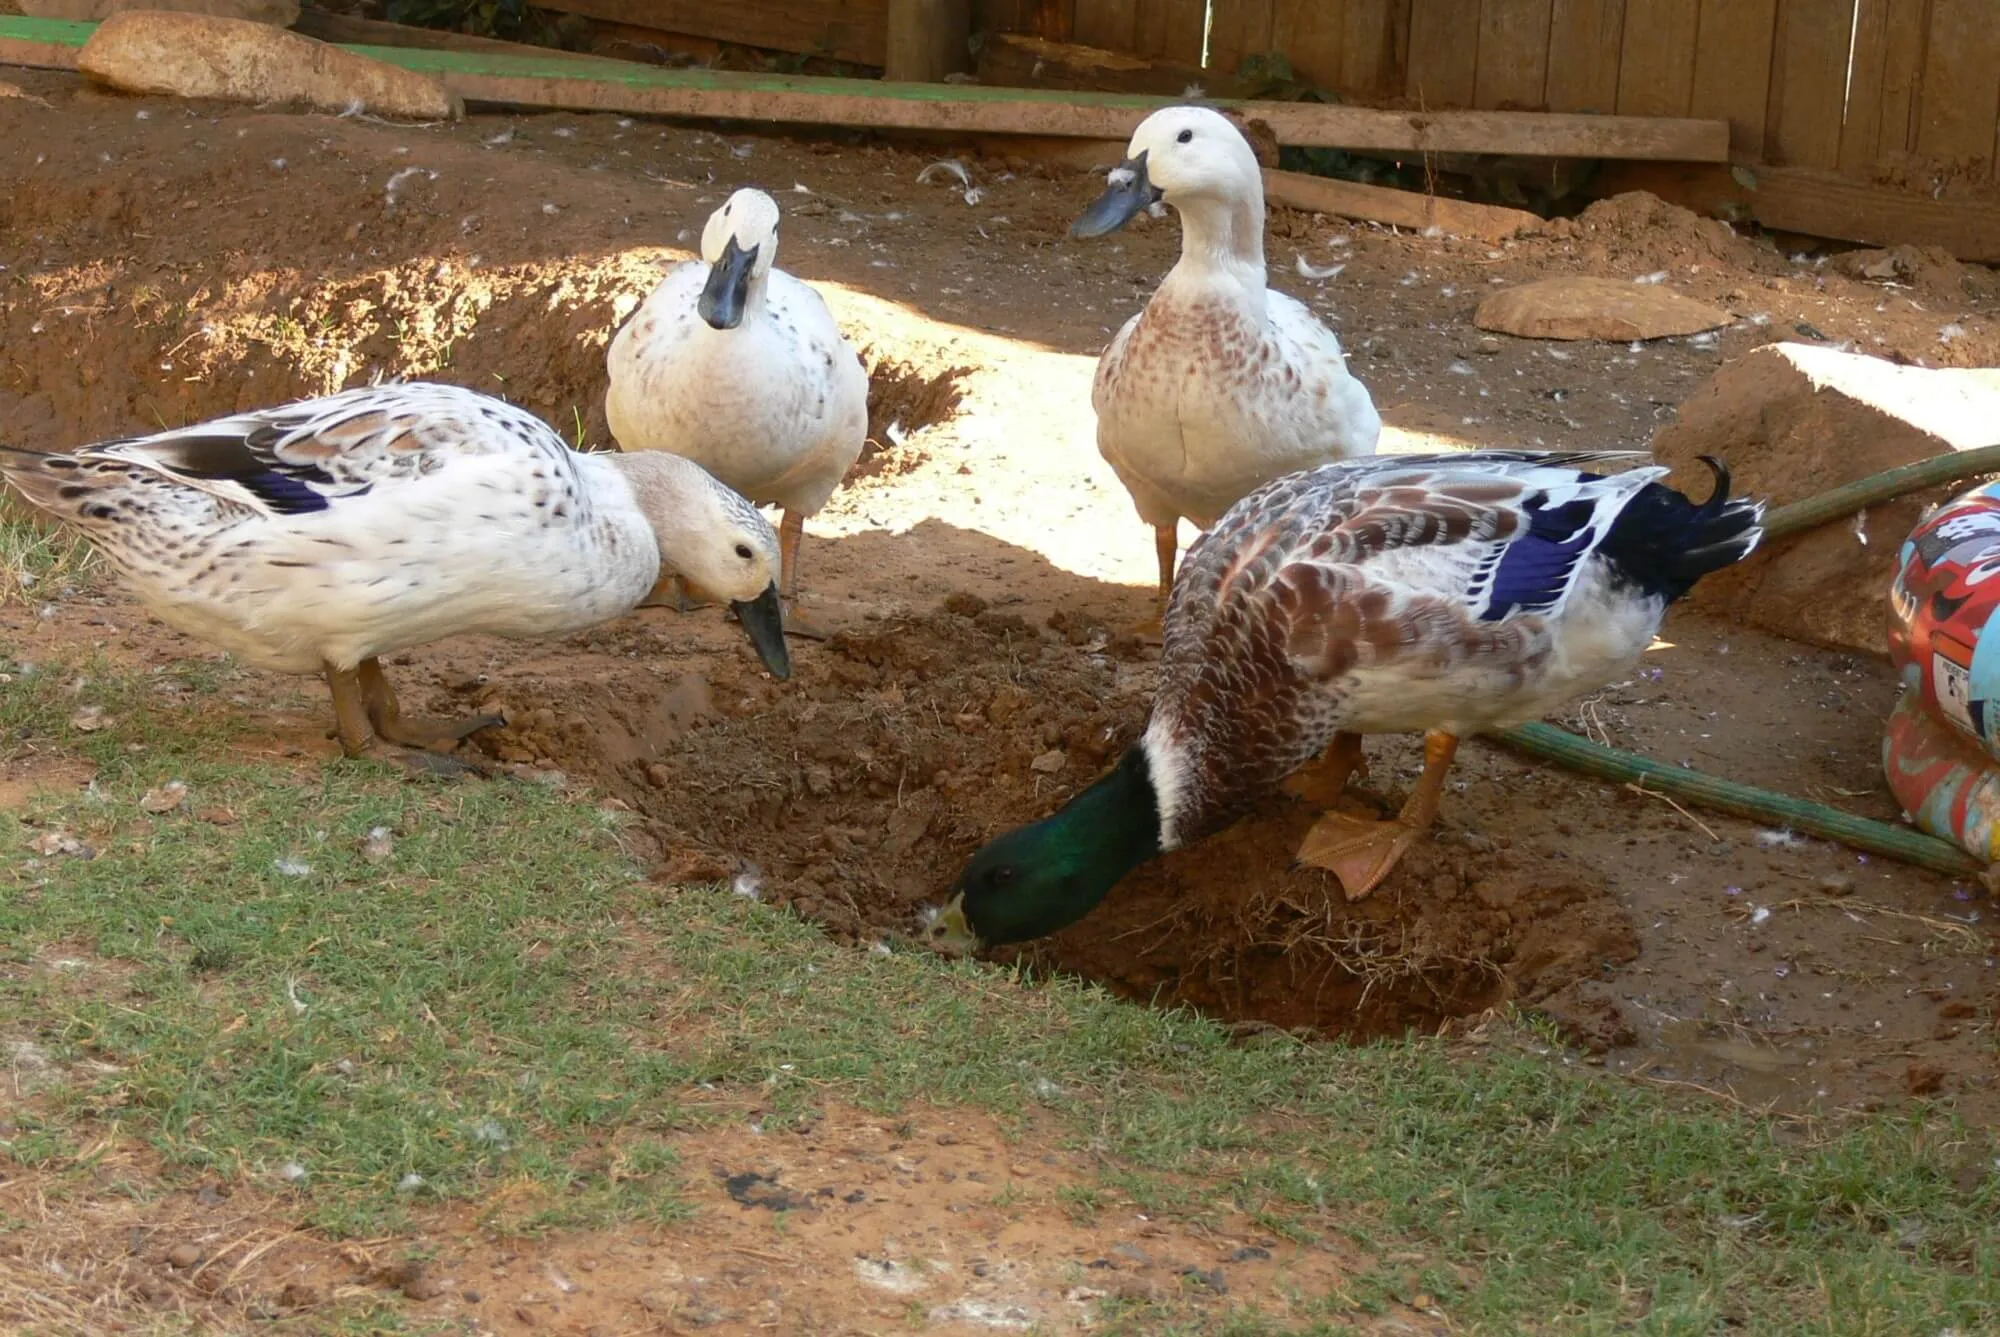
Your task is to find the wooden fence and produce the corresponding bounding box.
[531,0,2000,199]
[1014,0,2000,188]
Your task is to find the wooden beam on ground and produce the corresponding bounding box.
[291,7,638,69]
[1263,167,1543,242]
[974,31,1206,97]
[1598,161,2000,263]
[0,15,1731,160]
[529,0,888,67]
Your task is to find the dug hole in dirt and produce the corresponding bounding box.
[471,599,1621,1040]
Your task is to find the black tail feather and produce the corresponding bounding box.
[1598,455,1765,603]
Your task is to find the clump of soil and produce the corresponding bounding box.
[472,601,1636,1038]
[856,350,970,481]
[1536,190,1776,273]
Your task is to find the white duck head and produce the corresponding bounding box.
[610,450,791,678]
[697,187,782,331]
[1071,105,1266,279]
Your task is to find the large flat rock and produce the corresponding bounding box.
[20,0,299,23]
[77,11,459,122]
[1651,342,2000,654]
[1476,276,1734,341]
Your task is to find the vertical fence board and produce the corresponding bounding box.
[1543,0,1623,112]
[1071,0,1136,52]
[1270,0,1345,88]
[1134,0,1207,66]
[1915,0,2000,171]
[1872,0,1931,161]
[1407,0,1480,105]
[1473,0,1554,108]
[1763,0,1854,169]
[1207,0,1276,78]
[1688,0,1776,161]
[1339,0,1411,97]
[1837,0,1893,172]
[1614,0,1697,116]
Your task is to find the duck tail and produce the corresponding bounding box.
[1597,456,1765,603]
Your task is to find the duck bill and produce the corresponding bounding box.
[1070,151,1162,239]
[697,236,758,330]
[927,892,979,957]
[730,582,791,680]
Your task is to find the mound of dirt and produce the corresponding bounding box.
[469,600,1636,1038]
[1538,190,1774,274]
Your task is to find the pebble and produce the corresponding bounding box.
[166,1243,202,1270]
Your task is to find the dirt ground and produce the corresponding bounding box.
[2,1094,1409,1335]
[3,65,1998,1166]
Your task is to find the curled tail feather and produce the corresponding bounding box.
[1597,455,1765,603]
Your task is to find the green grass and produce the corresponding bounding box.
[2,658,1996,1334]
[0,503,99,603]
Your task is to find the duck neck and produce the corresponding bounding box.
[1015,744,1168,935]
[1165,188,1269,306]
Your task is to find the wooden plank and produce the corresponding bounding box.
[0,15,1731,158]
[1763,0,1852,169]
[293,6,641,68]
[531,0,889,66]
[1263,165,1542,239]
[1473,0,1553,110]
[1133,0,1205,66]
[1872,0,1930,161]
[1070,0,1135,54]
[975,32,1201,95]
[1613,0,1697,117]
[1207,0,1276,80]
[1688,0,1776,162]
[1599,160,2000,262]
[1269,0,1344,91]
[1338,0,1410,100]
[885,0,970,79]
[1543,0,1623,112]
[1915,0,2000,169]
[1837,0,1891,172]
[1405,0,1479,106]
[0,16,83,70]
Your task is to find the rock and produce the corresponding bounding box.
[166,1243,203,1270]
[1649,342,2000,654]
[21,0,300,24]
[78,12,461,122]
[1475,276,1733,342]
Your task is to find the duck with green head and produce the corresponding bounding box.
[928,449,1764,954]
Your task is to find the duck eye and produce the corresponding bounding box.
[734,543,753,559]
[1176,128,1193,143]
[991,866,1016,888]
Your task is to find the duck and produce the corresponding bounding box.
[606,186,869,636]
[928,450,1764,952]
[1072,104,1382,627]
[0,381,791,772]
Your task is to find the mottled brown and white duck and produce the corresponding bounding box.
[929,449,1764,951]
[1073,104,1381,625]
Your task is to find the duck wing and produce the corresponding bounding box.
[1149,450,1760,837]
[77,382,575,519]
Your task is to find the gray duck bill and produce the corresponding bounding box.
[697,236,758,330]
[1070,152,1162,239]
[731,582,792,679]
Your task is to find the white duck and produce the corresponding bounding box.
[606,187,868,633]
[1072,104,1382,625]
[0,382,790,772]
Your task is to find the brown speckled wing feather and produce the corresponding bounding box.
[1150,451,1643,841]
